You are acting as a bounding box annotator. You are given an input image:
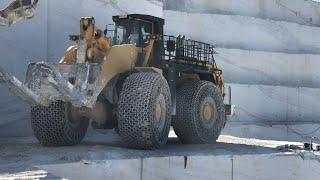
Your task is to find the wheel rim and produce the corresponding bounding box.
[155,93,166,131]
[200,96,217,129]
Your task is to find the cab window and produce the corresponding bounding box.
[114,20,140,45]
[114,24,127,45]
[140,22,152,47]
[128,21,140,45]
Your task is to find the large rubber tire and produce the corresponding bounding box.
[172,80,226,144]
[118,72,171,150]
[31,101,89,146]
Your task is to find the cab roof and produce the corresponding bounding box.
[112,14,165,26]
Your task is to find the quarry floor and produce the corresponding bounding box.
[1,130,320,180]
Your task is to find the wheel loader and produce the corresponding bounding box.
[0,14,233,149]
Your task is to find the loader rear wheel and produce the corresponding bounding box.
[31,101,89,146]
[118,72,171,150]
[172,80,226,144]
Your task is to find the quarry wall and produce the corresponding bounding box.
[165,10,320,54]
[163,1,320,142]
[164,0,320,26]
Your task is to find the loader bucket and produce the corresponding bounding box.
[0,62,101,108]
[0,66,41,104]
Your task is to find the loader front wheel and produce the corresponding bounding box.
[118,72,171,150]
[31,101,89,146]
[173,80,226,144]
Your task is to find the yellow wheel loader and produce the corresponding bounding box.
[0,14,232,149]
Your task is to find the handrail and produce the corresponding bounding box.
[162,35,217,68]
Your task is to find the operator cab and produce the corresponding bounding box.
[111,14,164,48]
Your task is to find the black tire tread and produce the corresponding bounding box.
[173,80,226,144]
[31,101,89,146]
[118,72,171,150]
